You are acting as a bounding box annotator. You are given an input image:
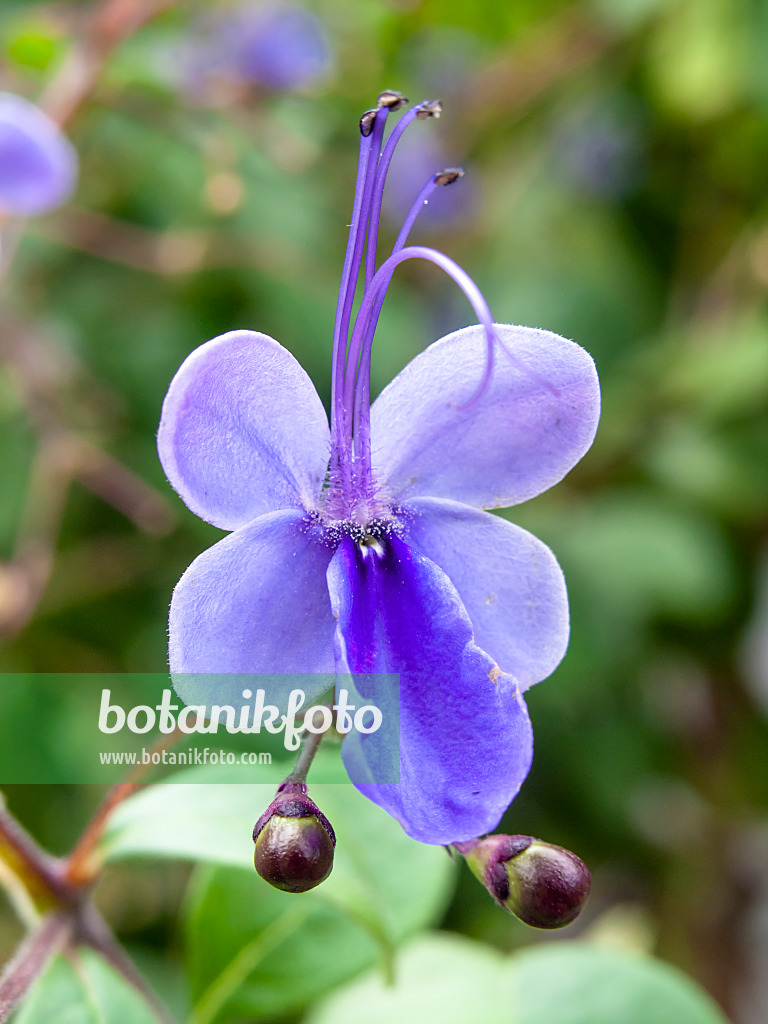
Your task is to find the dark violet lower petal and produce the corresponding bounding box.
[170,509,336,677]
[0,93,77,215]
[406,498,568,691]
[327,534,534,845]
[158,330,330,530]
[370,324,600,509]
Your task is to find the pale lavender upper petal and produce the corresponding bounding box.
[0,93,77,215]
[170,509,336,678]
[326,534,534,845]
[158,330,331,530]
[370,324,600,509]
[406,498,569,691]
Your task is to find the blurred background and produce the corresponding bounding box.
[1,0,767,1021]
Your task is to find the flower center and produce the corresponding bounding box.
[307,508,406,556]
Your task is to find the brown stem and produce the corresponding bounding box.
[0,912,74,1022]
[0,802,74,906]
[41,0,181,129]
[0,433,70,637]
[69,439,175,535]
[65,729,183,887]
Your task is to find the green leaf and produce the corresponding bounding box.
[538,493,735,623]
[14,947,163,1024]
[184,866,381,1024]
[305,933,504,1024]
[305,934,731,1024]
[100,766,288,870]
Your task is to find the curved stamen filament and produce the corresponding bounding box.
[350,247,561,494]
[350,245,498,487]
[343,170,460,421]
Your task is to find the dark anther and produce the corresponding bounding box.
[416,100,443,120]
[359,108,378,137]
[434,167,465,187]
[377,89,408,111]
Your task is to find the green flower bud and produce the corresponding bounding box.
[454,834,591,929]
[252,781,335,894]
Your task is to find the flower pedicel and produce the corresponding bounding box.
[158,91,600,850]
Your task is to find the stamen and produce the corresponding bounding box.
[342,98,444,423]
[345,168,467,422]
[332,105,393,453]
[343,100,439,421]
[331,122,375,446]
[331,93,549,515]
[363,99,443,291]
[393,168,464,253]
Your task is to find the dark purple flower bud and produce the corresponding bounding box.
[253,781,335,893]
[235,3,330,90]
[454,834,591,929]
[0,93,77,216]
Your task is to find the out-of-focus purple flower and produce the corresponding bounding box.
[158,93,600,845]
[0,93,77,216]
[229,2,330,89]
[552,98,644,200]
[184,2,331,97]
[399,28,484,101]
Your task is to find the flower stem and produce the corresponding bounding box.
[0,801,73,906]
[289,729,324,784]
[0,911,73,1023]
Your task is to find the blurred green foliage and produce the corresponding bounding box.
[2,0,768,1021]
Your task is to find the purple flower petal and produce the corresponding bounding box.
[170,509,336,674]
[370,324,600,509]
[406,498,569,690]
[0,93,77,215]
[158,330,331,530]
[327,534,534,844]
[232,3,331,89]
